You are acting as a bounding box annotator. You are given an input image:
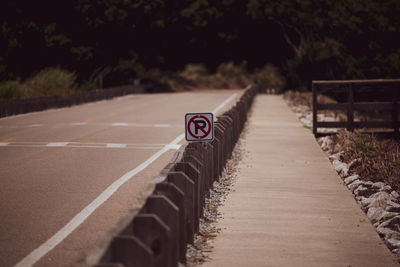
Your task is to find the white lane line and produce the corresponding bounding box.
[212,93,238,115]
[0,142,168,149]
[165,144,182,150]
[46,142,69,147]
[15,93,237,267]
[2,122,180,129]
[106,143,127,148]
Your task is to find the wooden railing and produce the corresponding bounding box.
[312,79,400,137]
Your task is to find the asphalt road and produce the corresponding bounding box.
[0,89,241,267]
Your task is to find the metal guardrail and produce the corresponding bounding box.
[88,85,260,267]
[312,79,400,137]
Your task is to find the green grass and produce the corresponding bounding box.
[354,135,376,151]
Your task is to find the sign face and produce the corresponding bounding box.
[185,113,214,142]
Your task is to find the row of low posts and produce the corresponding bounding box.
[0,85,149,118]
[93,85,260,267]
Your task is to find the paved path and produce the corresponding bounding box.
[203,95,398,267]
[0,90,241,267]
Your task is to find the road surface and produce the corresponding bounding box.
[0,89,241,267]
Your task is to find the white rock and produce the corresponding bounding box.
[367,207,386,221]
[386,238,400,250]
[344,174,359,185]
[362,181,374,188]
[391,248,400,254]
[329,152,343,161]
[318,136,333,152]
[369,198,388,209]
[367,207,396,222]
[359,196,374,209]
[319,128,338,134]
[381,185,392,192]
[386,201,400,212]
[372,182,386,190]
[320,116,336,122]
[354,185,370,196]
[348,180,363,191]
[332,159,349,176]
[300,117,312,128]
[379,215,400,229]
[370,191,394,202]
[377,224,398,238]
[391,191,400,199]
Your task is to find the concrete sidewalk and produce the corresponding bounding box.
[203,95,398,267]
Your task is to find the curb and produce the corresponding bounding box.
[90,85,259,267]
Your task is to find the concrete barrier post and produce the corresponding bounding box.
[94,263,125,267]
[214,124,225,175]
[140,195,180,267]
[174,162,201,233]
[132,214,171,267]
[167,172,195,245]
[110,235,154,267]
[182,154,205,213]
[154,182,186,263]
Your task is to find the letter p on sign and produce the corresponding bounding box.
[185,113,214,142]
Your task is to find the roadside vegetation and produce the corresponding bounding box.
[0,62,285,99]
[146,62,285,92]
[285,90,400,191]
[332,130,400,192]
[0,68,83,99]
[2,1,399,94]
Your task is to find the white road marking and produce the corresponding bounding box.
[0,142,167,149]
[106,143,127,148]
[212,93,238,115]
[14,93,238,267]
[1,122,181,129]
[165,144,182,150]
[46,142,69,147]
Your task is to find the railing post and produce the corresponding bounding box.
[347,83,354,132]
[312,82,318,137]
[393,87,399,138]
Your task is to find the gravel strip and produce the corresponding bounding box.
[185,128,247,266]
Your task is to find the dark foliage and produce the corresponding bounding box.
[1,0,399,89]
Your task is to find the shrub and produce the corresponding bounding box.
[212,61,250,88]
[252,64,285,93]
[0,80,25,99]
[25,68,77,97]
[179,64,209,86]
[208,75,228,89]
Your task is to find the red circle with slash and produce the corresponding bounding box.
[187,115,212,139]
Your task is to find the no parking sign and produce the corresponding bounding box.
[185,113,214,142]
